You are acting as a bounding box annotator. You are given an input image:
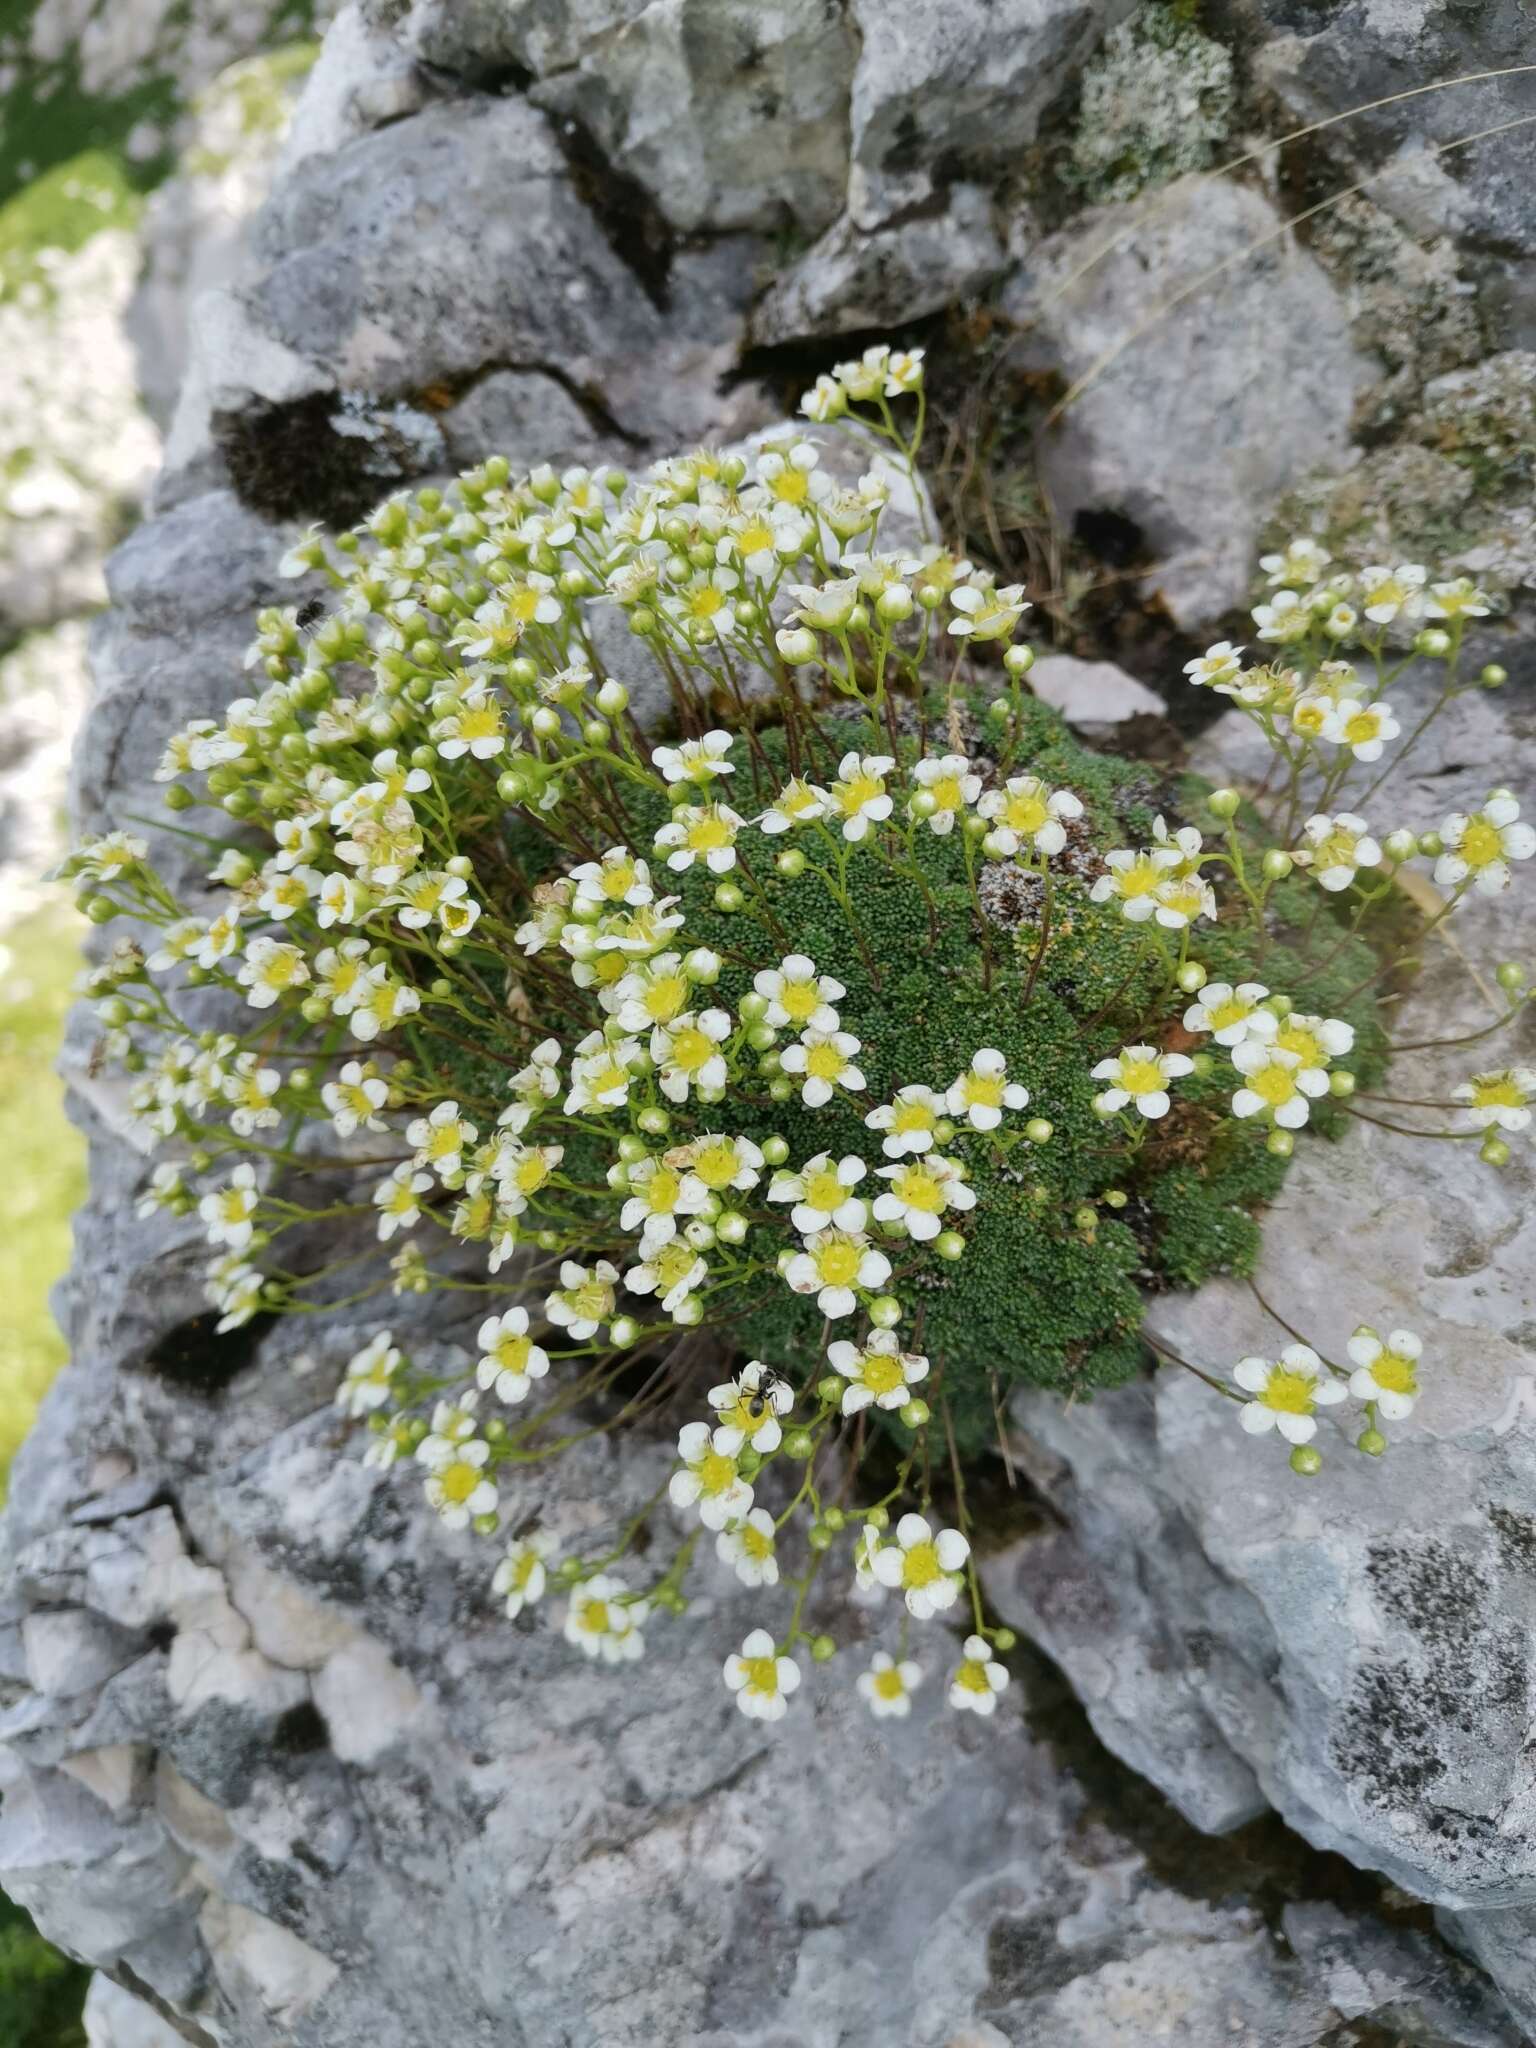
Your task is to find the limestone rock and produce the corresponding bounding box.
[528,0,858,237]
[845,0,1136,227]
[1025,654,1165,731]
[83,1974,190,2048]
[990,655,1536,2021]
[750,183,1006,346]
[1002,174,1370,629]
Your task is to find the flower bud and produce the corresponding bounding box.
[1261,850,1293,881]
[868,1294,901,1328]
[934,1230,966,1261]
[1495,961,1526,992]
[1481,663,1508,688]
[1266,1128,1295,1158]
[776,847,807,878]
[900,1399,931,1429]
[875,583,913,623]
[1328,1069,1355,1098]
[1382,828,1416,864]
[1357,1427,1387,1457]
[810,1633,837,1663]
[1289,1444,1322,1476]
[637,1106,671,1136]
[746,1023,776,1052]
[1024,1117,1054,1144]
[1207,788,1241,819]
[818,1376,844,1406]
[1418,830,1444,857]
[595,678,629,717]
[775,626,820,666]
[761,1135,790,1166]
[672,1295,704,1326]
[1003,643,1034,676]
[784,1428,815,1461]
[713,882,745,913]
[1176,961,1208,994]
[909,788,938,819]
[716,1212,749,1246]
[1414,628,1452,658]
[1481,1134,1512,1167]
[1103,1187,1128,1209]
[611,1314,641,1348]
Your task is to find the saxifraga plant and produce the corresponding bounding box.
[65,344,1532,1723]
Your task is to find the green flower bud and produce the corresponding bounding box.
[784,1428,815,1461]
[637,1106,671,1136]
[761,1135,790,1166]
[775,626,819,665]
[163,782,194,811]
[736,1447,762,1478]
[1003,642,1035,676]
[1266,1128,1295,1158]
[900,1398,931,1429]
[776,847,806,878]
[629,606,658,637]
[1176,961,1208,994]
[1329,1069,1356,1098]
[1261,849,1293,881]
[1024,1117,1053,1145]
[1414,628,1452,658]
[1481,1134,1512,1167]
[1482,663,1508,688]
[713,882,745,913]
[1382,828,1417,864]
[810,1633,837,1663]
[1207,787,1241,819]
[745,1024,776,1053]
[1496,961,1526,992]
[1102,1187,1128,1209]
[817,1375,844,1406]
[1418,831,1445,858]
[715,1211,748,1246]
[768,1075,793,1102]
[992,1627,1017,1651]
[1289,1444,1322,1476]
[1357,1427,1387,1457]
[934,1230,965,1261]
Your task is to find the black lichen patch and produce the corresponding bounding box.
[217,391,442,527]
[135,1309,273,1396]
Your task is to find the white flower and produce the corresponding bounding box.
[374,1163,433,1239]
[716,1508,780,1588]
[475,1308,551,1404]
[564,1031,642,1115]
[785,1228,892,1319]
[1434,794,1536,895]
[1347,1326,1423,1420]
[760,777,830,834]
[800,373,847,423]
[620,1153,709,1251]
[1453,1066,1535,1133]
[1358,562,1426,625]
[1252,589,1311,643]
[1092,1045,1194,1121]
[826,1330,929,1415]
[335,1330,401,1416]
[624,1238,708,1316]
[199,1163,260,1249]
[492,1139,564,1214]
[433,684,507,759]
[780,1028,865,1107]
[1233,1345,1347,1444]
[755,439,831,510]
[669,1422,754,1530]
[754,954,845,1034]
[653,801,744,874]
[859,1650,923,1719]
[1259,539,1331,589]
[949,1635,1010,1716]
[947,1048,1028,1131]
[564,1574,648,1662]
[872,1153,976,1241]
[135,1161,184,1220]
[682,1131,764,1197]
[723,1628,801,1721]
[1273,1012,1354,1076]
[977,774,1083,856]
[571,846,654,910]
[1297,813,1383,892]
[1424,577,1491,621]
[1181,983,1277,1048]
[1089,846,1180,921]
[871,1512,969,1620]
[406,1099,480,1181]
[787,575,859,632]
[708,1361,793,1454]
[611,953,693,1031]
[1183,641,1245,689]
[865,1083,944,1158]
[423,1438,498,1528]
[1229,1044,1324,1128]
[1326,699,1400,762]
[827,752,894,841]
[546,1259,619,1341]
[236,936,310,1008]
[910,754,980,834]
[323,1060,390,1136]
[492,1529,557,1617]
[948,580,1029,642]
[653,1008,733,1103]
[652,731,735,785]
[768,1151,868,1234]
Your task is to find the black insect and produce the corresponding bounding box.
[742,1368,790,1421]
[294,597,327,633]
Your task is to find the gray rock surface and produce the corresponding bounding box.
[988,656,1536,2020]
[1026,654,1166,732]
[1002,174,1370,629]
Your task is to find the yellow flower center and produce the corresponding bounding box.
[963,1072,1005,1108]
[600,862,637,899]
[669,1026,714,1073]
[892,1099,931,1134]
[570,1281,610,1320]
[514,1153,552,1194]
[1004,789,1049,833]
[459,703,502,741]
[954,1659,992,1695]
[580,1597,611,1633]
[644,1166,682,1213]
[1207,997,1250,1032]
[689,584,725,620]
[738,518,774,555]
[741,1522,774,1561]
[835,773,883,816]
[770,468,809,505]
[860,1351,906,1397]
[1472,1074,1525,1109]
[656,1243,698,1288]
[688,813,733,851]
[1116,858,1162,898]
[743,1652,781,1694]
[1313,830,1358,872]
[805,1042,845,1083]
[779,980,821,1023]
[902,1541,942,1588]
[698,1450,739,1497]
[893,1166,944,1214]
[1344,711,1379,745]
[1276,1024,1324,1067]
[1461,818,1502,868]
[815,1237,862,1287]
[589,1062,630,1099]
[427,1125,462,1161]
[439,1460,481,1504]
[873,1666,906,1701]
[1371,1350,1418,1394]
[694,1141,740,1189]
[1251,1063,1297,1107]
[804,1168,848,1212]
[642,974,688,1021]
[930,775,964,811]
[509,587,543,622]
[493,1332,531,1372]
[1118,1058,1164,1096]
[1261,1369,1316,1415]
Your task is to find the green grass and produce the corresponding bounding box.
[0,903,85,1496]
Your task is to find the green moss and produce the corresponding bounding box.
[0,1892,87,2048]
[0,905,87,1497]
[0,151,140,301]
